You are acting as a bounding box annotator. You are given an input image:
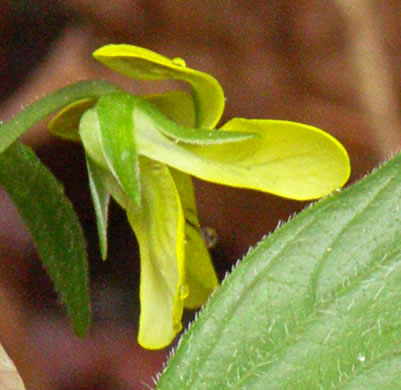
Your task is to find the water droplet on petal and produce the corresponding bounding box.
[173,317,182,332]
[179,283,189,299]
[172,57,186,67]
[201,226,218,249]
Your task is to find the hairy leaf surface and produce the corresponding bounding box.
[157,152,401,389]
[0,143,90,336]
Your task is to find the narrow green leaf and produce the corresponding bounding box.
[86,155,110,260]
[0,80,120,154]
[0,143,89,336]
[79,109,106,169]
[95,93,141,206]
[157,151,401,389]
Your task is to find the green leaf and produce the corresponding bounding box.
[95,93,141,206]
[135,115,350,200]
[93,44,225,128]
[86,155,110,260]
[157,151,401,389]
[0,143,89,337]
[0,80,119,154]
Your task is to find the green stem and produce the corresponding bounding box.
[0,79,120,154]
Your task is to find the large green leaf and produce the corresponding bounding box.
[0,143,89,337]
[157,151,401,389]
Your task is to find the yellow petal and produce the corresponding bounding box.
[170,169,218,309]
[135,111,350,200]
[93,44,225,128]
[145,90,195,127]
[127,157,186,349]
[48,98,96,142]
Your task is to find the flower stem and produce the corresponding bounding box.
[0,79,120,154]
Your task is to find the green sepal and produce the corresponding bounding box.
[95,93,141,206]
[86,155,110,260]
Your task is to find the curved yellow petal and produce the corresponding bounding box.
[170,169,218,309]
[145,91,195,127]
[93,44,225,128]
[127,157,186,349]
[217,118,351,198]
[48,98,96,141]
[134,110,350,200]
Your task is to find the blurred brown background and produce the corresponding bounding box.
[1,0,400,388]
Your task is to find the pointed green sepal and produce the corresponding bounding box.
[89,92,141,206]
[86,155,110,260]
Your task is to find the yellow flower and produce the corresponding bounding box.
[49,44,350,349]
